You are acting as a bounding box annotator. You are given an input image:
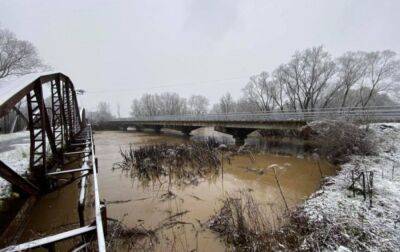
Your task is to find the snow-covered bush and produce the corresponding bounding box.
[303,120,376,163]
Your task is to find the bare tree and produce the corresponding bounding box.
[277,46,336,110]
[0,28,46,79]
[336,52,367,107]
[319,52,367,108]
[242,71,275,111]
[216,93,236,114]
[357,50,400,107]
[188,95,209,114]
[130,92,188,117]
[158,92,187,115]
[270,73,288,111]
[89,101,114,123]
[235,97,259,112]
[139,94,159,116]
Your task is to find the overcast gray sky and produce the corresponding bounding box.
[1,0,399,116]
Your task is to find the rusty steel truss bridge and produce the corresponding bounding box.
[0,73,105,251]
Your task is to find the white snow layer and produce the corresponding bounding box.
[0,131,30,198]
[302,123,400,251]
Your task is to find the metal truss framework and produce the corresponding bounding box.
[0,73,106,251]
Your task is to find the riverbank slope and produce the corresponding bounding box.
[290,123,400,250]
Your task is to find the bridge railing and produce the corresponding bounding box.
[116,105,400,123]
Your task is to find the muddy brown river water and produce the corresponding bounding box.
[8,128,336,251]
[96,128,336,251]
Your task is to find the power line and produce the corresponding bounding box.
[86,75,250,94]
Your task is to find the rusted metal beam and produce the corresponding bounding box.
[0,225,97,252]
[70,142,90,147]
[78,174,87,227]
[52,171,89,191]
[64,82,74,141]
[51,79,63,150]
[55,77,66,148]
[26,90,46,178]
[63,150,91,157]
[11,106,28,125]
[0,161,39,195]
[59,77,70,146]
[46,167,92,176]
[0,73,81,119]
[34,82,58,158]
[0,196,37,248]
[71,81,82,132]
[0,73,58,118]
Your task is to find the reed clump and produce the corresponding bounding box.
[113,138,224,185]
[208,190,279,251]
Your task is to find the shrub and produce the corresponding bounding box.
[302,120,376,163]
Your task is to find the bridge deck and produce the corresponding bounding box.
[109,106,400,128]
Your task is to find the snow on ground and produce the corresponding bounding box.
[301,123,400,251]
[0,131,30,198]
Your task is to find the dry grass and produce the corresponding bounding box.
[106,217,157,251]
[106,209,196,251]
[113,139,223,187]
[207,190,355,251]
[269,206,376,251]
[303,120,376,163]
[208,190,281,251]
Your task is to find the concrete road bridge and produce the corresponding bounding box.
[103,106,400,145]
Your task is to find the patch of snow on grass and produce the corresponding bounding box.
[0,131,29,142]
[301,123,400,250]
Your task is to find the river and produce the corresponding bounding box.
[96,128,336,251]
[6,128,336,251]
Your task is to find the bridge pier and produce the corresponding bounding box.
[153,125,162,134]
[133,125,143,132]
[178,126,200,137]
[215,127,255,146]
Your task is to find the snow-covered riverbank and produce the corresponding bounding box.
[298,123,400,251]
[0,131,30,198]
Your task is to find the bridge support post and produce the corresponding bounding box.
[153,125,162,134]
[234,135,246,146]
[215,127,255,146]
[181,128,191,137]
[178,126,200,137]
[134,125,143,132]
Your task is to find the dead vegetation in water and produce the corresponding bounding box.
[112,136,280,187]
[106,209,197,250]
[208,190,284,251]
[207,191,324,251]
[107,217,157,250]
[113,138,228,186]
